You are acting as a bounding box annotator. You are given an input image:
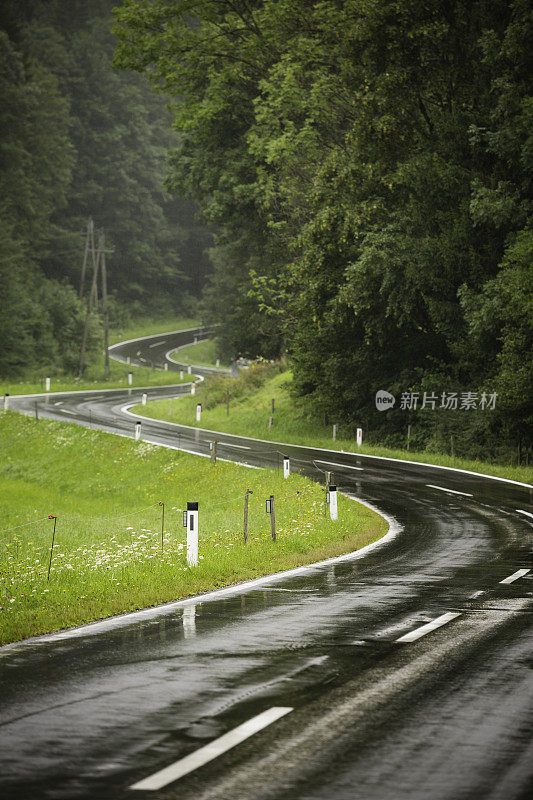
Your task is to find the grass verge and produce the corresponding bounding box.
[0,316,199,397]
[169,338,228,368]
[0,411,386,645]
[135,367,533,485]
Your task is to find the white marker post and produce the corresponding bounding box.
[128,372,133,386]
[283,456,290,479]
[135,421,141,441]
[185,502,199,566]
[180,370,184,380]
[333,424,338,441]
[3,394,9,410]
[164,362,168,371]
[356,427,363,447]
[142,393,147,406]
[328,484,338,521]
[45,377,50,392]
[216,358,220,368]
[187,365,192,374]
[191,384,196,396]
[196,403,202,422]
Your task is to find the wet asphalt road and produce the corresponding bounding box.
[2,328,533,800]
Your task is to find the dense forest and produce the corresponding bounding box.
[0,0,211,376]
[114,0,532,460]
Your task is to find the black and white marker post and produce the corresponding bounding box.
[283,456,290,479]
[184,502,199,566]
[196,403,202,423]
[328,485,338,521]
[128,372,133,386]
[356,427,363,447]
[142,393,147,406]
[135,421,141,441]
[191,384,196,396]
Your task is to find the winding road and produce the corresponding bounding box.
[2,327,532,800]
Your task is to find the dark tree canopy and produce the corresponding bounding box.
[113,0,532,459]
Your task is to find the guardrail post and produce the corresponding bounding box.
[324,471,332,517]
[266,494,276,541]
[243,489,252,543]
[47,515,57,581]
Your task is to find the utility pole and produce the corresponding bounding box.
[90,219,98,311]
[79,217,93,300]
[78,234,101,378]
[100,230,109,379]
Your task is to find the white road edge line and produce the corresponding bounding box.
[130,707,293,791]
[426,484,473,497]
[107,326,205,350]
[314,460,363,471]
[120,407,532,489]
[516,509,533,520]
[148,340,166,348]
[499,568,530,585]
[396,612,461,643]
[140,439,260,469]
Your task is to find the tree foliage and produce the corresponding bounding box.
[116,1,532,456]
[0,0,212,376]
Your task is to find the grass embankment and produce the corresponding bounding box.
[135,366,533,485]
[169,338,228,368]
[0,411,385,645]
[0,316,200,397]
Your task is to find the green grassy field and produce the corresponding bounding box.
[0,316,200,397]
[135,367,533,485]
[0,411,386,645]
[169,338,228,368]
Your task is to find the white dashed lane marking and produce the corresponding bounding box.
[130,707,293,791]
[426,484,473,497]
[396,612,461,643]
[315,460,364,471]
[499,569,530,585]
